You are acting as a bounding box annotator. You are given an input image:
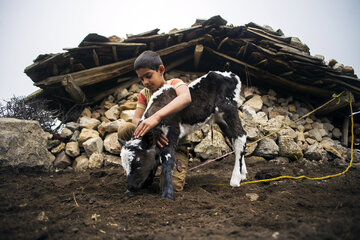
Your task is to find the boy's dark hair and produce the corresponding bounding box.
[134,50,163,71]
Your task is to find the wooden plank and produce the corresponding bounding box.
[127,28,160,39]
[124,33,169,43]
[205,47,333,98]
[61,74,87,103]
[64,42,146,50]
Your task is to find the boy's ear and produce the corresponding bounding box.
[158,65,165,74]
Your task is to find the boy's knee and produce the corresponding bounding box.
[117,122,136,141]
[172,149,189,192]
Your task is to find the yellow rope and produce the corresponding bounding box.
[210,91,354,187]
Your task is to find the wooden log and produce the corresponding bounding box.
[61,74,87,103]
[316,91,354,115]
[205,47,333,98]
[194,44,204,70]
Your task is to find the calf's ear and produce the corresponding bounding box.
[118,138,127,146]
[142,131,155,149]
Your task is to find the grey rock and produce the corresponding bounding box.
[88,153,104,169]
[332,128,342,139]
[308,128,323,141]
[65,142,81,158]
[104,132,122,155]
[83,137,104,157]
[243,95,263,112]
[304,144,325,161]
[66,122,79,131]
[253,138,279,159]
[70,130,80,142]
[78,128,99,147]
[0,118,55,169]
[72,154,89,171]
[278,136,303,161]
[53,151,72,169]
[194,129,231,159]
[79,117,101,129]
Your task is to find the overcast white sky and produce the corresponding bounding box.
[0,0,359,102]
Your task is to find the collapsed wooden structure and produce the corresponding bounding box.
[25,15,360,120]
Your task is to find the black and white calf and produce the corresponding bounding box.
[119,71,247,200]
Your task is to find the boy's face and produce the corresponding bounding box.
[136,65,165,92]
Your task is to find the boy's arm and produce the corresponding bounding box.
[133,84,191,138]
[132,107,145,126]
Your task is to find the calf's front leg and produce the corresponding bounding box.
[160,149,175,200]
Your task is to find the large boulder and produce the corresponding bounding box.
[0,118,55,169]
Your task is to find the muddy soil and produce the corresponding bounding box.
[1,157,359,240]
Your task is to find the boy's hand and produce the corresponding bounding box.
[134,114,161,138]
[156,134,169,148]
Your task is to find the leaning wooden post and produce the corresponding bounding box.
[62,74,87,103]
[194,44,203,70]
[342,116,349,147]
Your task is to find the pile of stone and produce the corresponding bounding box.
[47,70,356,172]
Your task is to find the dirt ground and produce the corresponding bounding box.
[1,156,359,240]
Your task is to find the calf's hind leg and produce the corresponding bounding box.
[216,104,247,187]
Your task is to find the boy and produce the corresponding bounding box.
[118,50,191,191]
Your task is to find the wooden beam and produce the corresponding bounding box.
[92,49,100,66]
[194,44,204,70]
[112,46,118,62]
[217,37,229,50]
[205,47,333,98]
[61,74,87,103]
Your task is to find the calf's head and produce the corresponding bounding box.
[119,133,159,193]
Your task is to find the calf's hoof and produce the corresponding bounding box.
[125,190,136,196]
[161,192,175,200]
